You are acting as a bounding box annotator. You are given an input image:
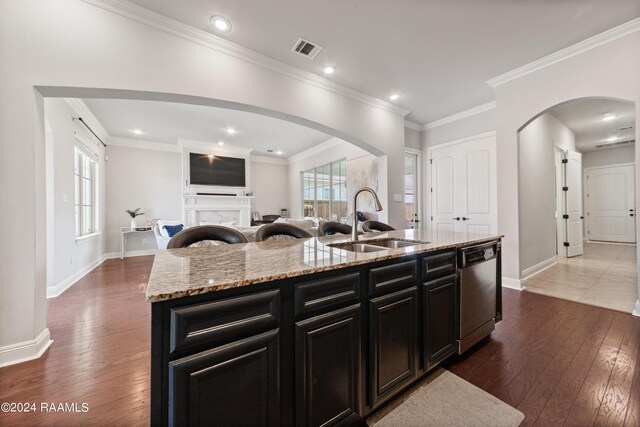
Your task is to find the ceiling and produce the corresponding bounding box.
[83,98,332,157]
[126,0,640,124]
[548,98,635,153]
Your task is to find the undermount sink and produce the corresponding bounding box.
[332,243,387,253]
[329,239,426,253]
[366,239,421,249]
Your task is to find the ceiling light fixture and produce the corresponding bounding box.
[388,93,400,101]
[218,141,225,146]
[322,66,336,75]
[607,136,617,142]
[225,127,237,135]
[276,150,283,155]
[210,15,232,33]
[132,129,143,135]
[602,113,616,121]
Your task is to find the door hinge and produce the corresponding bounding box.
[429,159,433,164]
[562,186,569,191]
[562,159,568,164]
[562,214,569,219]
[430,188,433,193]
[564,242,570,247]
[588,230,590,234]
[430,216,433,221]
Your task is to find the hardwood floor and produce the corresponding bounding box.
[1,256,639,426]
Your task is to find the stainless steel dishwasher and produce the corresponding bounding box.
[457,241,498,354]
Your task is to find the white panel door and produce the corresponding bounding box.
[429,135,497,238]
[565,151,584,257]
[586,164,636,243]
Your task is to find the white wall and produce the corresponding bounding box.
[518,113,575,273]
[404,127,421,150]
[44,98,106,298]
[0,0,408,362]
[494,30,640,285]
[105,143,182,254]
[583,145,636,169]
[250,160,290,217]
[422,108,497,148]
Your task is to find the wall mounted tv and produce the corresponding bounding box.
[189,153,246,187]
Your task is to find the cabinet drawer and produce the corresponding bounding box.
[294,272,360,317]
[170,289,280,354]
[369,260,417,294]
[422,251,456,281]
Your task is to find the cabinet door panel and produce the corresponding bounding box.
[169,329,280,427]
[423,275,457,369]
[296,304,361,427]
[369,287,418,407]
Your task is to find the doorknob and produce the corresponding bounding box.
[462,217,470,221]
[452,217,460,221]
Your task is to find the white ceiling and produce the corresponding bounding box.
[126,0,640,124]
[548,99,635,153]
[83,98,332,157]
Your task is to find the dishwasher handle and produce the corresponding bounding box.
[459,242,498,268]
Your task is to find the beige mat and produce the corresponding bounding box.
[368,369,524,427]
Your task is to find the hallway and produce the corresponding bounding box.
[523,242,638,313]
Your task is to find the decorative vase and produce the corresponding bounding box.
[130,218,137,230]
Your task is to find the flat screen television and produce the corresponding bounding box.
[189,153,246,187]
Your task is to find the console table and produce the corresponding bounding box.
[120,227,153,259]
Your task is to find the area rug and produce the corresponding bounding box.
[368,369,524,427]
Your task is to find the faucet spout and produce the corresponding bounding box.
[352,187,383,242]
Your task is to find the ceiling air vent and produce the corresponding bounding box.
[594,139,636,149]
[616,125,634,132]
[291,37,323,59]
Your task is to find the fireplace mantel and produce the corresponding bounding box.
[182,194,254,228]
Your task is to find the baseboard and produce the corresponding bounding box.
[502,277,522,291]
[104,248,161,259]
[521,256,557,281]
[47,254,108,298]
[0,328,53,368]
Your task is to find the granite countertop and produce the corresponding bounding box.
[145,229,503,302]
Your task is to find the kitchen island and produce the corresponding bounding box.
[147,229,502,426]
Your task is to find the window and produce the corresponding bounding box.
[75,148,98,237]
[302,159,347,221]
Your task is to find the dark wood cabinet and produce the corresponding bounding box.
[295,304,362,427]
[369,287,418,408]
[168,329,280,426]
[423,274,457,368]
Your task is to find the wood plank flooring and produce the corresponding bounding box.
[0,256,639,425]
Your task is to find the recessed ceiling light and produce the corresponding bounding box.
[602,113,616,121]
[388,93,400,101]
[218,141,225,146]
[607,136,617,142]
[210,15,231,33]
[225,127,237,135]
[132,129,143,135]
[322,66,336,75]
[276,150,283,155]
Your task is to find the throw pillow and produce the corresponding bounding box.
[158,220,182,237]
[163,224,184,237]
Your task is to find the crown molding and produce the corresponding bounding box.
[287,137,343,164]
[487,17,640,88]
[64,98,110,142]
[423,102,496,130]
[404,121,422,132]
[107,136,181,153]
[250,155,289,165]
[80,0,411,118]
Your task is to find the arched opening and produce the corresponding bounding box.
[517,96,637,313]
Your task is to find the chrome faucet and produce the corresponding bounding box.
[352,187,383,242]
